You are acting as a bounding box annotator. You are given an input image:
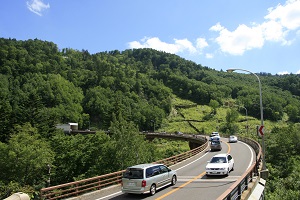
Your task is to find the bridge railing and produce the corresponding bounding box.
[217,136,262,200]
[40,134,208,200]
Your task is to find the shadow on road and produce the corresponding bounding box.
[107,185,175,200]
[108,193,148,200]
[201,174,228,179]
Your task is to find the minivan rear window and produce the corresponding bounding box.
[211,141,220,145]
[123,168,143,179]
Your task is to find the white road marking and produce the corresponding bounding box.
[178,176,240,183]
[175,151,210,172]
[240,141,255,169]
[95,191,122,200]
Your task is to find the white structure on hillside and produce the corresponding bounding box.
[56,123,78,134]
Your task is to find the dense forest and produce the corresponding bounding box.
[0,38,300,199]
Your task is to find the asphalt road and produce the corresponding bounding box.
[71,137,255,200]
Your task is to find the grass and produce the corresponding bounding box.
[152,138,190,159]
[158,96,289,138]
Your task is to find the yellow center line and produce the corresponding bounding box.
[155,139,231,200]
[225,139,231,154]
[155,171,206,200]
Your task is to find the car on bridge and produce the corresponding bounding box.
[206,153,234,176]
[121,163,177,196]
[210,136,222,151]
[209,131,220,141]
[228,135,238,143]
[175,131,183,135]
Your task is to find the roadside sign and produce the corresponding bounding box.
[258,125,264,136]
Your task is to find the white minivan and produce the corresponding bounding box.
[121,163,177,195]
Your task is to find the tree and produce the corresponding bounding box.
[49,131,111,184]
[219,109,239,134]
[209,99,219,114]
[226,109,239,124]
[0,123,54,186]
[108,114,156,170]
[266,125,300,199]
[0,74,12,142]
[285,104,300,122]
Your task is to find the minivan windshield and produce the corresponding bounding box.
[123,168,143,179]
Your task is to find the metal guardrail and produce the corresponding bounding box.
[217,137,262,200]
[40,133,208,200]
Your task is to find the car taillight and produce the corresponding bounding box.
[141,180,146,187]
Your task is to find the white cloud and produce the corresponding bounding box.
[277,70,300,75]
[128,0,300,60]
[128,37,182,54]
[128,37,202,55]
[174,38,197,53]
[205,53,214,59]
[259,20,290,44]
[211,24,264,55]
[266,0,300,30]
[209,22,224,32]
[196,38,209,49]
[210,0,300,55]
[27,0,50,16]
[277,71,290,75]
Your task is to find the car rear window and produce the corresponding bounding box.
[123,168,143,179]
[211,141,220,145]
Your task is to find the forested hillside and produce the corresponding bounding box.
[0,38,300,199]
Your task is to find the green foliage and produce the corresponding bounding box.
[0,123,54,186]
[265,125,300,199]
[0,74,12,142]
[50,130,111,184]
[285,104,300,122]
[0,181,36,200]
[152,138,189,159]
[108,114,157,170]
[209,99,219,114]
[213,109,239,135]
[225,109,239,124]
[266,125,300,176]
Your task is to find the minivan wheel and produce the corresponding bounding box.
[150,184,156,196]
[171,175,177,185]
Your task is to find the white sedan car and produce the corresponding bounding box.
[228,135,238,143]
[206,154,234,176]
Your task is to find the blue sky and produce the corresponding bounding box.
[1,0,300,75]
